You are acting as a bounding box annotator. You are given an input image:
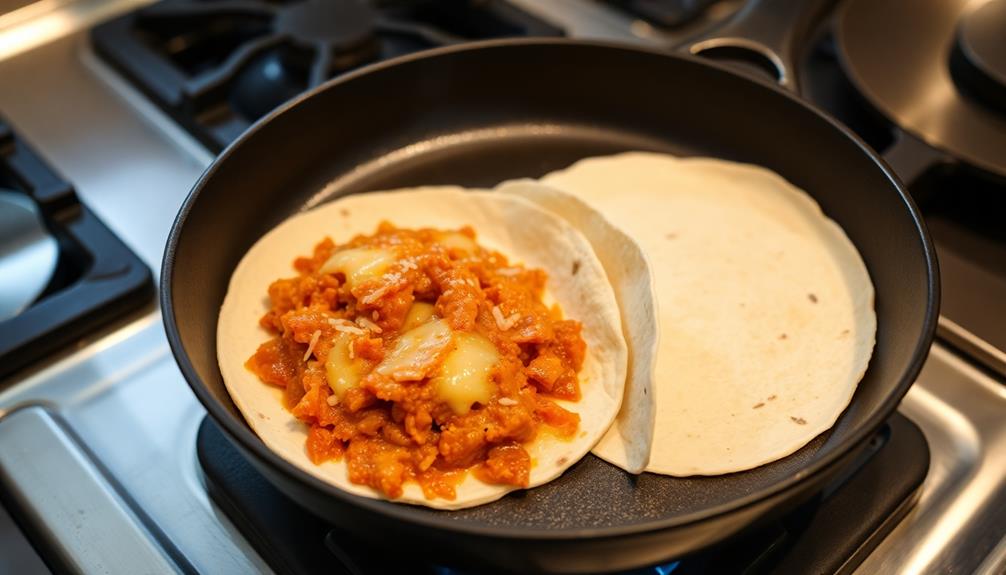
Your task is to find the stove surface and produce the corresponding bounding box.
[0,1,1005,574]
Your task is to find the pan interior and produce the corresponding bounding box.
[294,131,832,529]
[167,42,934,533]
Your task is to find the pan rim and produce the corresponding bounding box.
[161,37,940,542]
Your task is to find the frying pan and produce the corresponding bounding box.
[162,39,938,573]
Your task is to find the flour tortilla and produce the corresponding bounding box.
[217,187,627,508]
[498,179,658,474]
[543,152,876,476]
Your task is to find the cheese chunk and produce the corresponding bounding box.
[434,332,500,415]
[376,319,453,382]
[325,332,367,399]
[434,231,478,254]
[402,301,436,332]
[320,248,396,291]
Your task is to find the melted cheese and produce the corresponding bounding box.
[375,318,453,382]
[434,231,478,254]
[401,302,436,332]
[433,332,500,415]
[325,332,367,399]
[320,248,396,291]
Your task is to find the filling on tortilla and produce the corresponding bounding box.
[245,222,585,501]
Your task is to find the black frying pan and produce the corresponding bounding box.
[162,39,938,573]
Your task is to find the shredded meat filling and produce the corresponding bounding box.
[247,224,584,500]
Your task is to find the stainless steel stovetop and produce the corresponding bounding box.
[0,1,1004,573]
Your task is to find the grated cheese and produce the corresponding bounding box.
[326,395,340,406]
[492,305,520,331]
[303,329,321,362]
[498,397,518,406]
[491,305,506,329]
[360,284,392,305]
[333,323,366,336]
[357,317,383,334]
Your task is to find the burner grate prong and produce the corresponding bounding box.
[308,44,332,88]
[138,0,278,22]
[184,33,286,104]
[374,17,464,47]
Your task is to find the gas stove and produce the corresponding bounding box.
[0,116,152,378]
[0,1,1005,574]
[91,0,564,151]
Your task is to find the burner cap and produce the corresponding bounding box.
[836,0,1006,178]
[0,191,58,322]
[230,49,310,121]
[232,0,382,120]
[276,0,376,49]
[951,0,1006,114]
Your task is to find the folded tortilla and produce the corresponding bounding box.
[544,152,876,476]
[217,187,628,508]
[498,179,659,474]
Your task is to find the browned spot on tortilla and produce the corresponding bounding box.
[778,333,788,340]
[665,232,677,239]
[752,402,765,409]
[340,208,350,217]
[840,329,850,337]
[571,260,581,276]
[808,293,818,303]
[768,395,777,401]
[791,416,807,425]
[556,456,569,466]
[257,412,265,419]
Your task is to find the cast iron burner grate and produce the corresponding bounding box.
[197,413,928,574]
[91,0,564,152]
[603,0,723,29]
[0,118,152,380]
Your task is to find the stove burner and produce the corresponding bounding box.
[91,0,564,152]
[0,119,152,379]
[277,0,376,47]
[230,46,322,121]
[197,414,928,574]
[230,1,383,119]
[0,191,58,322]
[835,0,1006,179]
[950,0,1006,116]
